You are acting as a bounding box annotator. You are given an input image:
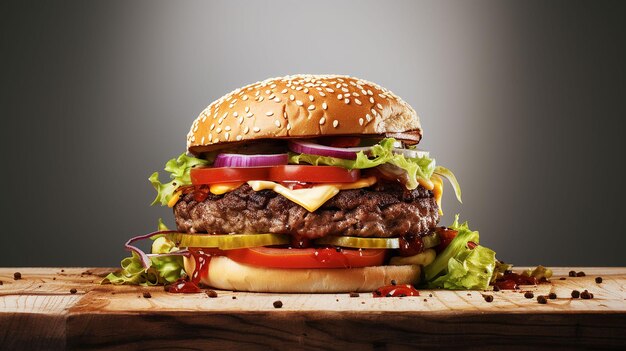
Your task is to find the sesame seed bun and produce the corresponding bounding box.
[184,255,421,293]
[186,74,422,155]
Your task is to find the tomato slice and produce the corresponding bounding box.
[269,165,360,183]
[226,247,386,268]
[190,167,270,185]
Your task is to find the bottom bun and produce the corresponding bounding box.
[184,255,421,293]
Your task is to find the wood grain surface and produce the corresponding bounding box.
[1,267,625,350]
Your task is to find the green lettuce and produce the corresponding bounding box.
[149,153,209,206]
[289,138,437,190]
[102,221,184,286]
[423,216,497,290]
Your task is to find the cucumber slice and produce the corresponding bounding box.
[176,233,289,250]
[314,236,400,249]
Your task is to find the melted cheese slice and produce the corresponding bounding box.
[431,174,444,215]
[247,177,378,212]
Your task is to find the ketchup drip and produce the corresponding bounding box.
[167,248,220,293]
[493,272,543,290]
[373,284,420,298]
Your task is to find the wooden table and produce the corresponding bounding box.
[0,267,624,350]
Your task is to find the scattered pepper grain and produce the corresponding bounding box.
[142,291,151,298]
[537,295,547,304]
[273,300,283,308]
[571,290,580,298]
[524,291,534,299]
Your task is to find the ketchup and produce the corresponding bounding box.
[493,272,540,290]
[373,284,420,297]
[166,248,223,294]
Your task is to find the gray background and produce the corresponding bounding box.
[1,0,625,267]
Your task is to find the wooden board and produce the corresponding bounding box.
[1,267,625,350]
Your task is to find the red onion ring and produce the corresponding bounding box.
[214,153,288,167]
[125,230,189,269]
[288,140,371,159]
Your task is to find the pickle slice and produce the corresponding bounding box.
[314,232,441,250]
[314,236,400,249]
[176,233,289,250]
[422,232,440,249]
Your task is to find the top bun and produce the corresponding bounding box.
[186,74,421,154]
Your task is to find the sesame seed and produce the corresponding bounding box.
[376,103,383,109]
[224,126,231,131]
[303,88,309,94]
[359,118,364,126]
[223,112,228,119]
[246,112,254,118]
[344,98,350,104]
[352,92,359,97]
[274,120,281,127]
[242,95,248,101]
[270,84,277,88]
[209,134,213,141]
[233,112,239,117]
[243,126,250,134]
[258,96,264,102]
[361,89,368,95]
[265,89,271,94]
[281,89,288,94]
[210,124,215,131]
[335,83,341,89]
[283,111,287,119]
[238,117,244,124]
[319,91,326,97]
[369,97,375,103]
[224,132,230,140]
[217,118,224,125]
[309,95,314,102]
[253,127,260,133]
[236,135,243,141]
[201,136,205,144]
[266,111,274,116]
[322,102,328,110]
[296,100,303,106]
[216,127,222,134]
[341,87,349,93]
[268,94,275,100]
[355,98,362,105]
[308,105,315,110]
[366,114,372,122]
[290,94,295,101]
[326,88,334,93]
[245,107,250,113]
[333,120,339,128]
[273,97,281,102]
[337,94,343,100]
[367,89,373,95]
[295,86,302,91]
[371,108,378,115]
[286,123,292,130]
[319,117,326,125]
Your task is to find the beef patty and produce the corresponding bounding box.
[173,180,439,239]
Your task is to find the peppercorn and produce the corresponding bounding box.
[537,295,547,304]
[206,290,218,298]
[524,291,534,299]
[568,270,576,277]
[576,271,586,277]
[273,300,283,308]
[580,290,592,299]
[13,272,21,280]
[349,292,360,298]
[70,288,77,294]
[483,294,494,302]
[548,293,557,299]
[142,291,151,298]
[571,290,580,298]
[595,277,603,283]
[390,279,397,286]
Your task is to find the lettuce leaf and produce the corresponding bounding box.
[149,153,209,206]
[423,216,497,290]
[102,221,185,285]
[289,138,436,190]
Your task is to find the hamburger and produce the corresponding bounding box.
[107,74,479,293]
